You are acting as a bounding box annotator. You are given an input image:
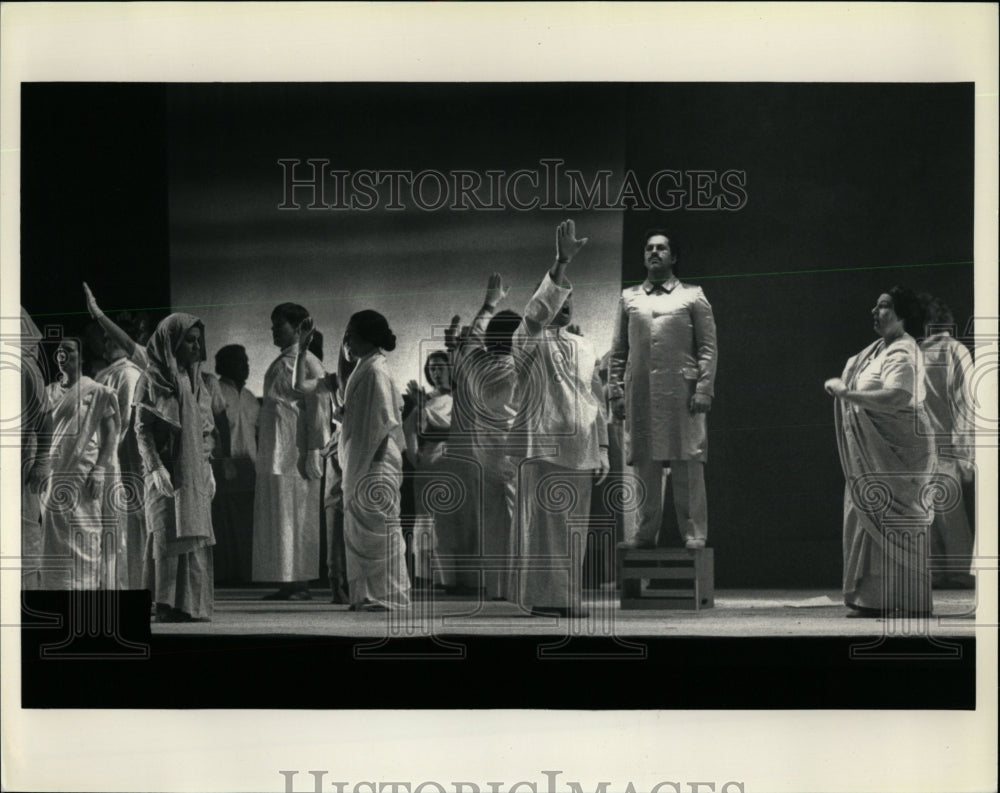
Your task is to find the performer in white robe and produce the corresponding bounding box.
[136,313,217,621]
[509,221,609,618]
[252,303,327,600]
[38,339,120,590]
[21,307,50,590]
[292,326,351,603]
[446,274,520,600]
[339,310,410,611]
[826,288,935,617]
[94,317,146,590]
[918,295,976,588]
[84,283,227,594]
[402,351,453,587]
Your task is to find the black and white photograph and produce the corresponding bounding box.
[2,4,997,793]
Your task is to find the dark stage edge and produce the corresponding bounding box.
[20,592,975,710]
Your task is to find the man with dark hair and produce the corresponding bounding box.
[611,230,718,550]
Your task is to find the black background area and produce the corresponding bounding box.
[20,594,976,709]
[621,83,974,587]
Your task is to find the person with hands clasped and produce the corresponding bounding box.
[509,220,610,618]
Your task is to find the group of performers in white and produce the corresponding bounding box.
[20,221,975,621]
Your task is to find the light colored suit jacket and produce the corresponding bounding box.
[609,276,717,463]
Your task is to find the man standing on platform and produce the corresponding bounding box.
[610,231,718,550]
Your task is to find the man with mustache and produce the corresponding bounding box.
[611,230,718,550]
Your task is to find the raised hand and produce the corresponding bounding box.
[485,272,510,309]
[556,219,588,264]
[83,282,103,318]
[444,314,462,351]
[296,316,315,353]
[406,379,426,412]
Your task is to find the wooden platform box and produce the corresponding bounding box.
[619,548,714,610]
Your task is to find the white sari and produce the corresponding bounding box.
[340,351,410,609]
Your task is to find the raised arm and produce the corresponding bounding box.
[463,272,511,349]
[335,340,353,409]
[551,218,586,285]
[84,282,146,366]
[292,317,325,395]
[401,380,422,466]
[518,219,587,340]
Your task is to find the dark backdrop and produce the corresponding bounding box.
[21,84,172,343]
[621,83,974,586]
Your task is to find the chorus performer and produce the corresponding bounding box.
[339,310,410,611]
[825,287,935,617]
[135,314,217,621]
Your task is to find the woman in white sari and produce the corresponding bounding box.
[21,308,50,589]
[37,339,120,590]
[825,287,935,617]
[135,313,217,622]
[403,351,453,589]
[339,310,410,611]
[252,303,327,600]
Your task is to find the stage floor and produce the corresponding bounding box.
[152,586,980,637]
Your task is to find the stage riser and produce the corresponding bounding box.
[619,548,715,611]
